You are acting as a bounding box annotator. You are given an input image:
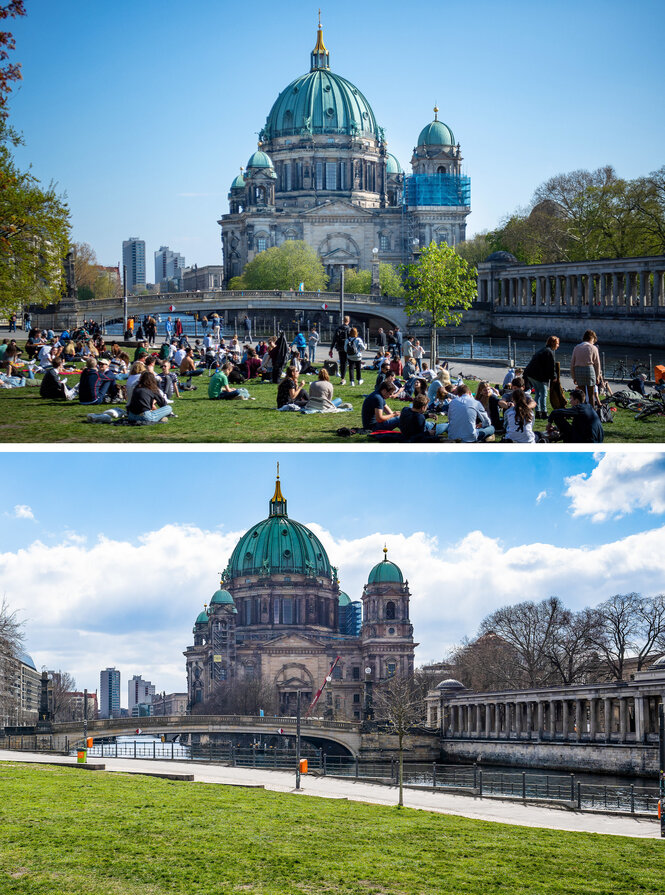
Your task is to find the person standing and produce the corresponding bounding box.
[308,325,320,364]
[174,318,183,338]
[345,327,366,387]
[376,327,387,350]
[243,315,252,343]
[330,316,351,384]
[571,330,601,404]
[394,326,403,358]
[164,317,173,341]
[9,313,17,332]
[524,335,560,419]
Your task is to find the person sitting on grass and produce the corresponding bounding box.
[428,383,453,414]
[303,368,343,412]
[419,361,435,382]
[502,388,537,443]
[126,361,146,402]
[361,381,401,432]
[209,362,244,400]
[374,362,391,393]
[547,388,604,443]
[79,357,120,405]
[399,393,448,441]
[244,347,262,380]
[179,347,205,387]
[126,371,174,424]
[159,360,180,399]
[277,365,309,408]
[446,385,495,443]
[39,356,79,401]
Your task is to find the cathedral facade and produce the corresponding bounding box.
[219,22,471,286]
[184,475,416,720]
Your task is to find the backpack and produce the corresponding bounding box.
[598,403,614,424]
[346,337,359,359]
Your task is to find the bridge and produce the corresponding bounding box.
[43,289,409,332]
[53,714,362,757]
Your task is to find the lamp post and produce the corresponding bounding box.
[339,266,345,324]
[364,667,373,721]
[122,265,128,336]
[659,702,665,838]
[295,689,302,790]
[370,247,380,297]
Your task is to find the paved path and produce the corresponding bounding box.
[2,750,659,839]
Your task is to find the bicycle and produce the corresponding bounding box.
[610,359,649,380]
[634,393,665,421]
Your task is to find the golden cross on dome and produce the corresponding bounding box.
[434,104,439,121]
[383,544,388,558]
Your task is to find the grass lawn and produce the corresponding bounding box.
[0,763,663,895]
[2,351,664,443]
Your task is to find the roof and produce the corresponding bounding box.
[386,152,402,175]
[338,591,351,606]
[18,650,36,670]
[367,548,404,585]
[417,117,455,148]
[246,150,274,170]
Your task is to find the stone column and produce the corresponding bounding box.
[476,704,483,737]
[549,700,556,738]
[515,701,522,737]
[588,272,595,307]
[545,276,552,307]
[494,703,501,737]
[537,701,544,740]
[562,700,569,740]
[603,697,612,740]
[555,276,562,310]
[485,703,492,738]
[639,270,648,310]
[577,273,584,308]
[467,705,473,736]
[575,699,583,740]
[634,695,645,744]
[619,697,628,742]
[535,277,542,308]
[612,273,619,308]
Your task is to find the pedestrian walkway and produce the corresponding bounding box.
[1,750,659,839]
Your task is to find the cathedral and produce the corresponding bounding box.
[184,474,416,720]
[219,20,471,286]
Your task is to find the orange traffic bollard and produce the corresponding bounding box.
[299,759,308,774]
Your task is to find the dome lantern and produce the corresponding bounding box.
[311,14,330,71]
[367,546,404,585]
[269,462,287,517]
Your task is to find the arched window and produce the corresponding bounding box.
[437,165,447,174]
[386,601,396,620]
[379,234,389,251]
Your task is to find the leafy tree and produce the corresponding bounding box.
[0,1,25,120]
[234,240,328,292]
[343,263,405,297]
[454,231,494,269]
[402,241,476,362]
[0,124,70,317]
[373,673,423,808]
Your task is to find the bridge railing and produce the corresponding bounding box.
[53,713,359,735]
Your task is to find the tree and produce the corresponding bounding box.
[454,231,494,269]
[192,678,278,717]
[447,632,526,691]
[0,595,23,726]
[343,263,405,297]
[543,607,601,685]
[71,241,99,291]
[233,240,328,292]
[478,597,566,688]
[373,673,423,808]
[588,593,641,681]
[0,122,71,316]
[0,2,25,120]
[402,241,476,362]
[49,670,76,721]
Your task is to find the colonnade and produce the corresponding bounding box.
[476,256,665,315]
[426,692,663,745]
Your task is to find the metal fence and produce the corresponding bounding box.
[1,737,658,818]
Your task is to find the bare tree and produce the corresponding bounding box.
[0,596,23,726]
[544,607,602,685]
[192,678,278,717]
[478,597,566,687]
[447,632,526,691]
[589,593,641,680]
[634,594,665,670]
[373,674,423,808]
[49,670,76,721]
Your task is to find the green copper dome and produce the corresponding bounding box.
[226,476,332,580]
[210,588,235,606]
[338,591,351,606]
[417,110,455,148]
[247,150,274,169]
[195,609,209,625]
[386,153,402,175]
[262,26,379,140]
[368,549,404,585]
[230,172,246,190]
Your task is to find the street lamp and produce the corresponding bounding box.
[371,247,380,297]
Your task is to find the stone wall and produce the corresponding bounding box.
[441,738,659,778]
[490,312,665,348]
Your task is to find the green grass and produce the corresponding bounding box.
[0,763,663,894]
[2,355,664,443]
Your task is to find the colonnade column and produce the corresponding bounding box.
[619,698,627,742]
[515,702,522,737]
[494,703,501,737]
[604,697,612,740]
[634,696,645,743]
[476,705,483,737]
[537,701,544,739]
[589,698,597,740]
[588,271,595,306]
[575,699,582,740]
[562,700,569,740]
[549,700,556,738]
[485,703,492,738]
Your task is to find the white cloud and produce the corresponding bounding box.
[11,505,35,520]
[565,453,665,521]
[4,520,665,699]
[536,490,547,504]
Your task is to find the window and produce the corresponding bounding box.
[273,598,280,624]
[256,237,267,253]
[316,162,323,190]
[352,666,360,680]
[339,163,346,190]
[325,162,337,190]
[379,235,389,251]
[282,598,293,625]
[353,693,360,703]
[386,601,396,620]
[284,163,292,191]
[245,664,255,680]
[332,664,342,680]
[387,662,396,677]
[244,600,252,625]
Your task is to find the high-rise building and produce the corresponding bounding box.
[128,675,155,714]
[122,237,146,294]
[154,246,185,290]
[99,667,121,719]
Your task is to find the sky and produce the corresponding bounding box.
[3,450,665,705]
[6,0,665,271]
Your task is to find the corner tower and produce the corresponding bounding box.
[361,547,417,682]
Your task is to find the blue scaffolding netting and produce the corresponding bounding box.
[405,173,471,207]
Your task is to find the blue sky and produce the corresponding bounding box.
[7,0,664,270]
[3,450,665,702]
